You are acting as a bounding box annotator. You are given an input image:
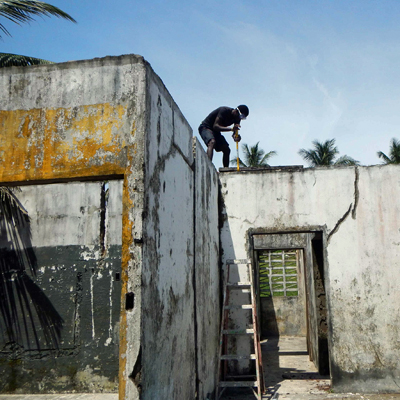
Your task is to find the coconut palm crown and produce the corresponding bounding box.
[377,138,400,164]
[230,142,277,167]
[298,139,360,167]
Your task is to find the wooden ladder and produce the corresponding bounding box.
[216,259,266,400]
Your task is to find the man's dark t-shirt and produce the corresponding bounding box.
[200,106,240,132]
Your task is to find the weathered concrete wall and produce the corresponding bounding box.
[140,69,196,400]
[220,165,400,393]
[0,181,122,393]
[194,138,220,400]
[0,54,221,400]
[0,55,147,398]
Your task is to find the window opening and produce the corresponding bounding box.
[258,249,300,297]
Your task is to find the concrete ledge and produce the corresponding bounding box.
[0,395,118,400]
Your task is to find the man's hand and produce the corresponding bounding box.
[232,133,241,142]
[233,123,241,131]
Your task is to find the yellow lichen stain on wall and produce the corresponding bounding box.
[119,177,133,400]
[0,103,129,182]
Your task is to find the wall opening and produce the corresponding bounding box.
[252,231,330,376]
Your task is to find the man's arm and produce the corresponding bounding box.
[213,110,241,132]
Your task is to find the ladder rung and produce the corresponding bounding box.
[224,304,252,310]
[221,354,257,360]
[223,329,254,335]
[219,381,258,388]
[226,259,250,264]
[227,283,251,289]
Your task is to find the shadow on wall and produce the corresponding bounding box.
[0,187,63,350]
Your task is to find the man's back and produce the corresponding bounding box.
[201,106,237,132]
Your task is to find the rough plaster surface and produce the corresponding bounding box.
[0,55,148,399]
[0,181,122,393]
[140,75,196,400]
[194,138,220,400]
[219,165,400,393]
[1,54,221,400]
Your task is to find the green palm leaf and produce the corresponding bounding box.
[0,52,54,67]
[377,138,400,164]
[0,0,76,37]
[334,155,360,166]
[299,139,359,166]
[230,142,277,167]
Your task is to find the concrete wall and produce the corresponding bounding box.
[0,181,122,392]
[219,165,400,393]
[0,55,221,400]
[0,55,147,398]
[194,138,220,400]
[140,69,196,400]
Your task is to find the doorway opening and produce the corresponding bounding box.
[252,231,330,377]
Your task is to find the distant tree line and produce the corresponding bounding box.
[231,138,400,168]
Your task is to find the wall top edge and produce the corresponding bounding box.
[0,174,125,187]
[219,165,304,173]
[0,53,149,74]
[219,163,397,175]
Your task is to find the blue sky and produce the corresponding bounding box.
[2,0,400,168]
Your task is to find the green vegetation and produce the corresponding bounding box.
[298,138,360,167]
[230,142,277,167]
[258,250,299,298]
[0,0,76,67]
[377,138,400,164]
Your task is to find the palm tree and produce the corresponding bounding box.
[230,142,277,167]
[0,0,76,67]
[298,139,360,167]
[377,138,400,164]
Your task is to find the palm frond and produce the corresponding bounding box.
[0,52,54,67]
[0,0,76,37]
[334,155,360,166]
[229,157,247,167]
[377,151,391,164]
[299,139,341,166]
[238,142,277,167]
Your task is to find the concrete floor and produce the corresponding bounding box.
[1,337,400,400]
[219,336,400,400]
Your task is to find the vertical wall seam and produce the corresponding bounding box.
[192,139,199,398]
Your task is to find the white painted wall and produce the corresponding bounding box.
[194,138,220,400]
[219,165,400,393]
[141,71,196,400]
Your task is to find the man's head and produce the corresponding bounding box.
[236,105,249,120]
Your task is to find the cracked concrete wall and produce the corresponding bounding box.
[219,165,400,393]
[0,54,221,399]
[0,55,147,398]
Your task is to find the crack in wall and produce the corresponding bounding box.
[327,167,360,243]
[327,203,352,244]
[352,167,359,220]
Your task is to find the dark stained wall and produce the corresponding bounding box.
[0,181,122,393]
